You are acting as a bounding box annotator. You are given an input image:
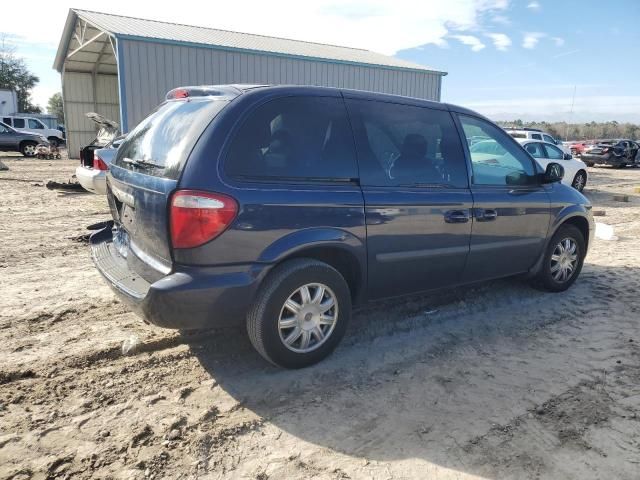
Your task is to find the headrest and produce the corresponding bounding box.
[401,134,428,158]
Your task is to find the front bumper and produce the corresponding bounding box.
[90,226,267,329]
[76,166,107,194]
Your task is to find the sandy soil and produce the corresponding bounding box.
[1,153,639,480]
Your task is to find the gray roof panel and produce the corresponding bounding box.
[70,9,444,74]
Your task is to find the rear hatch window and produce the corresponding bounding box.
[114,98,229,180]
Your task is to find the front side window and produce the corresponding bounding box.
[13,118,25,129]
[346,100,467,188]
[459,115,536,186]
[542,143,564,159]
[226,97,357,181]
[523,142,545,158]
[543,134,556,144]
[28,119,44,129]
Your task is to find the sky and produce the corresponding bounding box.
[2,0,639,122]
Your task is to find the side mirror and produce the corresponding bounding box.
[541,162,564,184]
[563,153,572,160]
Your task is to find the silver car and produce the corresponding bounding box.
[76,134,126,194]
[0,121,49,157]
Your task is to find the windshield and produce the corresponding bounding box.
[114,98,228,179]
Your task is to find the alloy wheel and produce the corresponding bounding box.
[23,144,36,156]
[572,172,586,191]
[278,283,338,353]
[550,238,579,283]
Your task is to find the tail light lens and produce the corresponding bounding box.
[170,190,238,249]
[93,153,108,171]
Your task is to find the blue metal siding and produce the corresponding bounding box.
[118,38,443,130]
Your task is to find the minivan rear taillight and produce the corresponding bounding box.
[170,190,238,249]
[93,153,108,171]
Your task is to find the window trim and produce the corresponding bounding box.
[221,94,360,187]
[453,113,541,188]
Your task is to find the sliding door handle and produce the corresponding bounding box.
[475,208,498,222]
[444,210,470,224]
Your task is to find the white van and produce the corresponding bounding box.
[504,127,571,155]
[1,116,65,146]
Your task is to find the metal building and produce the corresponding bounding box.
[54,9,446,158]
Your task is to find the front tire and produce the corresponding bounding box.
[247,259,351,368]
[47,137,59,147]
[571,170,587,192]
[20,141,37,157]
[532,225,585,292]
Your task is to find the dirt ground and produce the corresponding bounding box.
[1,152,639,480]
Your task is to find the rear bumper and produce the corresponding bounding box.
[76,166,107,194]
[90,226,267,329]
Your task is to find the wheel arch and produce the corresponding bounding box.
[257,228,367,304]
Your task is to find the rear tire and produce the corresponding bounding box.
[247,259,351,368]
[571,170,587,192]
[20,141,37,157]
[531,225,585,292]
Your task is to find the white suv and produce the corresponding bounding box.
[1,116,65,147]
[505,128,571,155]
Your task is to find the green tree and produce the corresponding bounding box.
[47,92,64,123]
[0,36,41,113]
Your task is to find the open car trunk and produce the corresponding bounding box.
[80,112,120,167]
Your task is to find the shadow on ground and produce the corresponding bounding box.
[185,261,640,477]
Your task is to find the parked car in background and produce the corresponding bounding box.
[0,120,49,156]
[580,139,640,168]
[517,139,588,191]
[2,115,65,147]
[90,85,594,368]
[76,134,126,194]
[568,140,595,157]
[79,112,120,170]
[504,127,571,155]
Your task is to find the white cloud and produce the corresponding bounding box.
[1,0,511,56]
[491,14,511,25]
[486,33,512,51]
[552,36,565,47]
[451,35,486,51]
[522,32,545,49]
[526,1,541,10]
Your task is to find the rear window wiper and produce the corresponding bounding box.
[122,157,164,169]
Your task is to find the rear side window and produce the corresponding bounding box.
[531,133,542,140]
[225,96,357,182]
[13,118,25,129]
[346,99,468,188]
[115,98,228,179]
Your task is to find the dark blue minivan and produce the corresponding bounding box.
[91,85,594,368]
